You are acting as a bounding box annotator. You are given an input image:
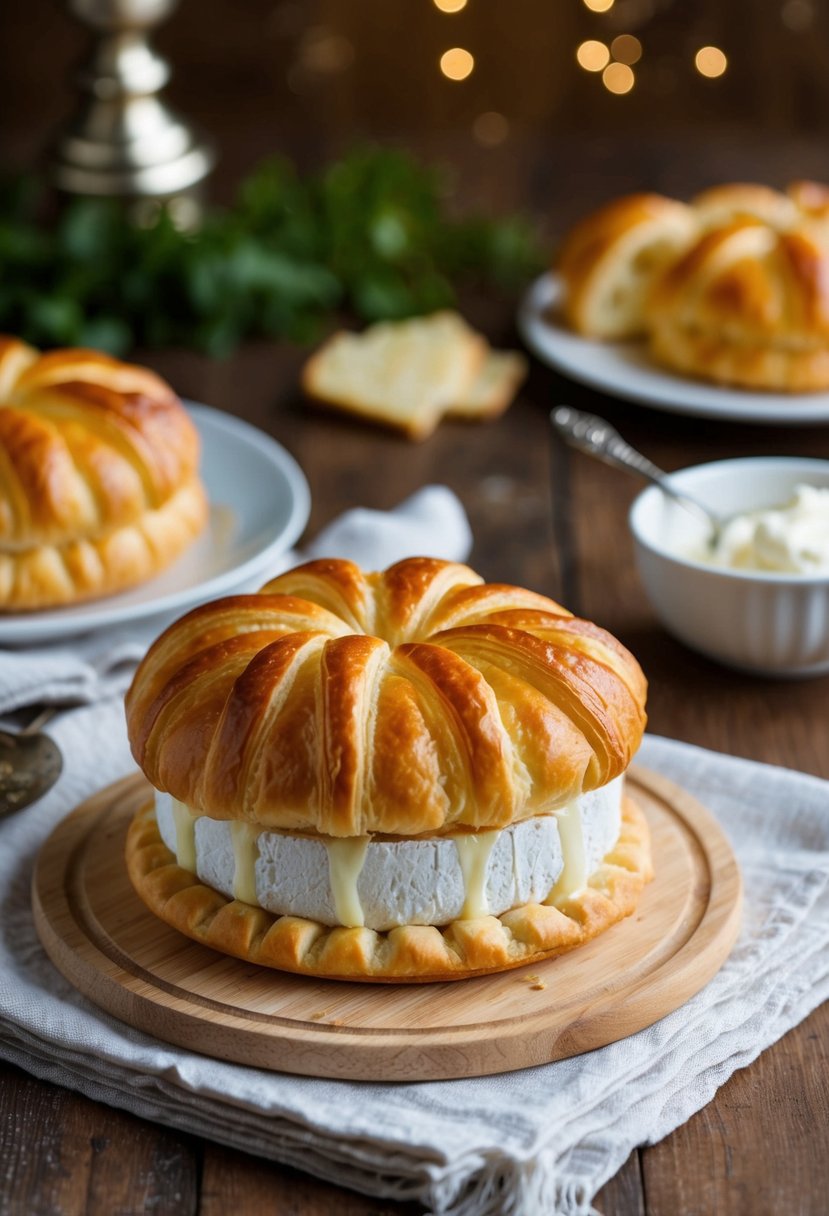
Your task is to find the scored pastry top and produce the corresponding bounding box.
[556,192,699,340]
[690,182,801,231]
[126,557,647,837]
[647,220,829,346]
[0,336,202,549]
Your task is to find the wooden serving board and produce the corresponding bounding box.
[32,767,741,1082]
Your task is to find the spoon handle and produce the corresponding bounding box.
[21,706,59,737]
[550,405,718,538]
[550,406,667,486]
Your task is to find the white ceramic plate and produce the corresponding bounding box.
[517,272,829,425]
[0,403,311,646]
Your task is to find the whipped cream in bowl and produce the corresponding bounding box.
[629,457,829,676]
[699,484,829,574]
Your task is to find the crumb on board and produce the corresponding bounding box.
[518,973,547,991]
[308,1010,347,1025]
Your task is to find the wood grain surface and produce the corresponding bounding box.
[31,769,741,1081]
[3,350,828,1214]
[3,1,829,1211]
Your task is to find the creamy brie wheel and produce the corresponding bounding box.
[155,777,624,932]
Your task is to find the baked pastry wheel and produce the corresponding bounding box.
[125,557,652,982]
[554,180,829,355]
[787,180,829,242]
[556,193,698,339]
[646,220,829,392]
[0,338,207,610]
[690,182,801,231]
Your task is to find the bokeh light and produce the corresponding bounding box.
[299,29,354,75]
[473,111,510,146]
[440,47,475,80]
[695,46,728,77]
[577,40,611,72]
[583,0,615,11]
[603,62,635,93]
[781,0,813,30]
[611,34,643,65]
[433,0,468,12]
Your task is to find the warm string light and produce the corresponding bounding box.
[299,28,353,74]
[577,39,610,71]
[611,34,642,65]
[583,0,614,11]
[440,47,475,80]
[287,26,353,94]
[433,0,468,11]
[781,0,813,31]
[576,19,730,94]
[603,62,635,93]
[577,33,638,92]
[472,111,509,146]
[695,45,728,77]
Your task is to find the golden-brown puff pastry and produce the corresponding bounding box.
[126,557,648,837]
[788,179,829,221]
[646,221,829,391]
[125,558,650,980]
[556,193,698,339]
[0,338,207,609]
[691,182,800,231]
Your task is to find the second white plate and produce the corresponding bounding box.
[0,403,311,646]
[518,272,829,425]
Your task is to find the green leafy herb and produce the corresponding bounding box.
[0,147,543,357]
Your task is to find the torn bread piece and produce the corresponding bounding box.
[302,311,487,440]
[446,349,528,421]
[302,312,525,440]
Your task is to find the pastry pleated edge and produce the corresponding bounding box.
[125,794,653,982]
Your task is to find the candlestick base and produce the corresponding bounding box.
[52,1,215,201]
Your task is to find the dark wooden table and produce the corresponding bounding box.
[2,317,829,1215]
[3,0,829,1197]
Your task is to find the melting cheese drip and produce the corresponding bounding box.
[230,822,260,905]
[171,799,197,873]
[454,830,500,919]
[546,801,587,905]
[326,838,370,927]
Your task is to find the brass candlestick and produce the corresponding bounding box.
[52,0,215,201]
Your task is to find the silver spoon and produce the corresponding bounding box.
[0,707,63,817]
[550,406,723,545]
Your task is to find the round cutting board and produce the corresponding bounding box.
[32,767,741,1081]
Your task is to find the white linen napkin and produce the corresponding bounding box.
[0,712,827,1216]
[0,485,472,714]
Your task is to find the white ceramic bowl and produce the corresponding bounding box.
[629,457,829,677]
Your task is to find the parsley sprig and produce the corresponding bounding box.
[0,148,542,357]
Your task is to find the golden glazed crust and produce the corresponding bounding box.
[557,193,698,339]
[646,221,829,391]
[0,337,207,609]
[788,179,829,225]
[125,792,653,982]
[691,182,800,231]
[125,558,648,837]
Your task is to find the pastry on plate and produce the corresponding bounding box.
[125,557,651,982]
[691,182,800,231]
[0,339,207,610]
[786,179,829,240]
[646,220,829,391]
[556,193,698,340]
